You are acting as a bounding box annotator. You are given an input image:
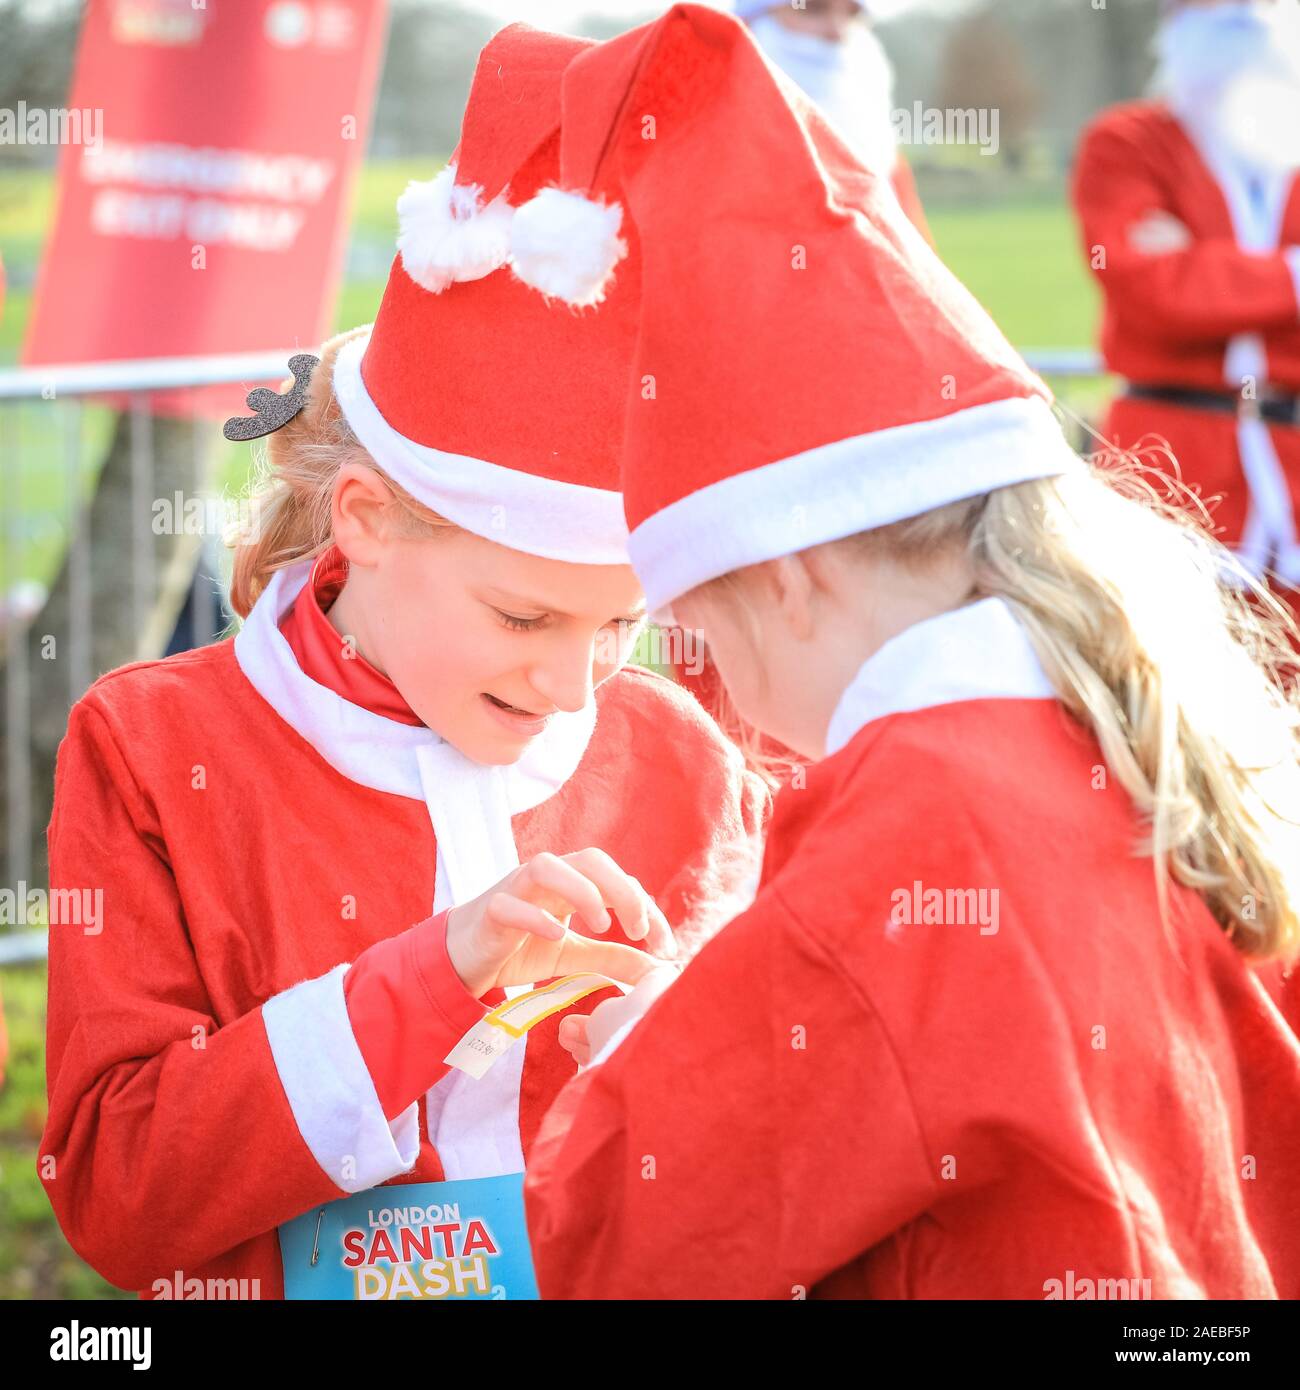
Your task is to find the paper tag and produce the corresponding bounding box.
[444,973,620,1079]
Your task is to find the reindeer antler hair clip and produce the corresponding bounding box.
[222,353,320,442]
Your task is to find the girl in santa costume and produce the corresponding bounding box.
[506,5,1300,1299]
[38,21,766,1302]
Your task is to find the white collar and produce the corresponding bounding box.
[824,596,1056,758]
[233,558,598,909]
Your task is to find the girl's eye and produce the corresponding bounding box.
[496,610,547,632]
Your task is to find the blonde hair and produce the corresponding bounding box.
[225,328,456,619]
[698,459,1300,964]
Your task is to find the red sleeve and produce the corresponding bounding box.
[39,699,430,1291]
[522,885,935,1298]
[343,909,489,1121]
[1072,116,1300,343]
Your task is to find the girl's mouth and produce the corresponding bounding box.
[481,692,553,735]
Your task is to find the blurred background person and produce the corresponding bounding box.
[732,0,934,241]
[1072,0,1300,612]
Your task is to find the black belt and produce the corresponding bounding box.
[1124,383,1300,427]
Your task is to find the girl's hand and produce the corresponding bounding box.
[557,965,681,1068]
[445,849,677,998]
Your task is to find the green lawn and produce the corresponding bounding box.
[927,197,1100,353]
[0,961,132,1298]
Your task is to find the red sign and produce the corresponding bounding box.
[23,0,388,415]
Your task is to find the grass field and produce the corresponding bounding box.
[0,166,1108,1299]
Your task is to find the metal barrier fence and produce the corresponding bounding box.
[0,347,1104,964]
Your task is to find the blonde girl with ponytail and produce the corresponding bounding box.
[694,461,1300,966]
[511,4,1300,1301]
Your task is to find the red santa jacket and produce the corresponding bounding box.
[40,558,768,1297]
[524,597,1300,1299]
[1072,100,1300,583]
[1073,100,1300,392]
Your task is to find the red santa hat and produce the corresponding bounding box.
[330,23,638,566]
[504,4,1080,616]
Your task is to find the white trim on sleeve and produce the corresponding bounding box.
[262,963,420,1193]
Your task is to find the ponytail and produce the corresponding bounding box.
[853,462,1300,964]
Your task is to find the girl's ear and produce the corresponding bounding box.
[760,554,817,643]
[263,326,369,472]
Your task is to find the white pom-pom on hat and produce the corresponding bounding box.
[396,162,515,294]
[509,187,629,307]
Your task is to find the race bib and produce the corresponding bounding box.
[278,1173,537,1300]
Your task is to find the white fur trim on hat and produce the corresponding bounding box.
[331,331,630,565]
[627,395,1084,617]
[397,163,515,294]
[509,187,628,307]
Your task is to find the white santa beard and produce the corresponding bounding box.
[748,14,899,174]
[1153,0,1300,174]
[1210,77,1300,175]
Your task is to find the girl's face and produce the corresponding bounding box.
[329,468,646,766]
[673,568,843,762]
[673,542,978,762]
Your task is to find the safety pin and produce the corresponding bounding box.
[309,1208,325,1267]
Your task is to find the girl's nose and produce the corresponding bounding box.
[529,641,596,713]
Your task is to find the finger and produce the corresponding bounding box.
[483,891,568,943]
[558,1013,588,1042]
[552,934,664,988]
[563,848,656,945]
[640,898,677,960]
[558,1016,592,1067]
[517,853,613,935]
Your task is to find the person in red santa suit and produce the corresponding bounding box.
[1073,0,1300,611]
[37,22,768,1302]
[734,0,933,243]
[499,5,1300,1299]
